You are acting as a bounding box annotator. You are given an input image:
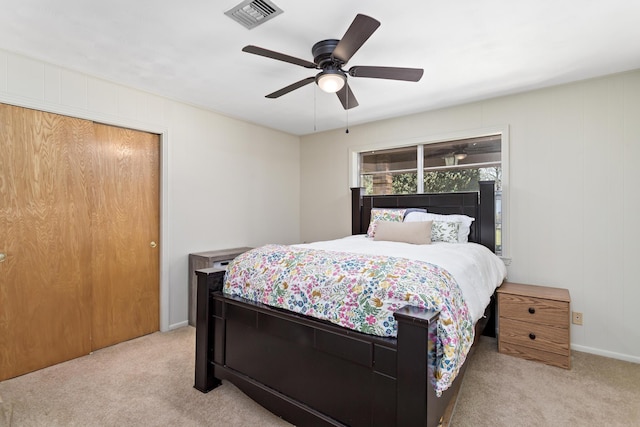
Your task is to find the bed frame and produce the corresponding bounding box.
[195,181,496,427]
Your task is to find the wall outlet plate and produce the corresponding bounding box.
[572,311,583,325]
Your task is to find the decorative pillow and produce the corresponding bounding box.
[404,211,474,243]
[403,208,427,218]
[374,220,432,245]
[431,221,460,243]
[366,208,406,238]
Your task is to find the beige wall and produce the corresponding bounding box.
[4,45,638,363]
[0,49,301,331]
[301,69,640,363]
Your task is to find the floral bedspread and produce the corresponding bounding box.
[223,244,474,395]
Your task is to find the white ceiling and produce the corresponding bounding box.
[1,0,639,136]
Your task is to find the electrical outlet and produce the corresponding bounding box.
[572,311,583,325]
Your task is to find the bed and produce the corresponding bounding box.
[194,181,505,427]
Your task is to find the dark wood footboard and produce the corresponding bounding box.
[195,268,469,427]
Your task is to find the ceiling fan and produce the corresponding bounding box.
[242,14,424,110]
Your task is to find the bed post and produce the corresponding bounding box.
[394,306,442,427]
[478,181,496,252]
[194,268,225,393]
[351,187,364,235]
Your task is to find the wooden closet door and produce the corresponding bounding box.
[89,123,159,350]
[0,104,93,380]
[0,104,160,380]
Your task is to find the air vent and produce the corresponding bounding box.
[225,0,283,29]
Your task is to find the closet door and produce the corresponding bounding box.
[0,104,160,380]
[0,104,93,380]
[89,123,159,350]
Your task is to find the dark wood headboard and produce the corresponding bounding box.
[351,181,496,252]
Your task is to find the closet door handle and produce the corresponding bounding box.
[0,253,6,263]
[150,241,157,248]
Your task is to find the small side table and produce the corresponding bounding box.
[188,247,252,326]
[497,282,571,369]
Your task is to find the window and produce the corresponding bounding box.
[358,134,504,254]
[360,135,502,195]
[360,146,417,195]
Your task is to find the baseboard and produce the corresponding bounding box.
[168,320,189,331]
[571,344,640,364]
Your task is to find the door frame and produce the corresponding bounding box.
[0,93,171,332]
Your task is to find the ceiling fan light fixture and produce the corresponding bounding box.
[316,70,346,93]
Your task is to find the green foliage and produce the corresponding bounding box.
[361,175,374,194]
[362,166,501,195]
[424,169,480,193]
[392,173,417,194]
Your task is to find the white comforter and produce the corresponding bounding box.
[295,235,507,324]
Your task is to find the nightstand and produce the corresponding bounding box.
[188,247,252,326]
[497,282,571,369]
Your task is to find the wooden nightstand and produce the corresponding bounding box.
[497,282,571,369]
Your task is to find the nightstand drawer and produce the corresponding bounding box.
[499,318,570,355]
[499,341,570,369]
[499,293,569,327]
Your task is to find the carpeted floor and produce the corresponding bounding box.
[0,326,638,426]
[0,327,291,427]
[451,337,640,426]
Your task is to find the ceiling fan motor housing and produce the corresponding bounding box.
[312,39,342,67]
[312,39,347,91]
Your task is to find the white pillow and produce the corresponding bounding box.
[404,211,475,243]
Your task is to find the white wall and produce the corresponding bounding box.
[300,70,640,363]
[4,46,638,363]
[0,49,301,331]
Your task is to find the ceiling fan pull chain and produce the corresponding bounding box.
[314,84,317,132]
[345,88,349,134]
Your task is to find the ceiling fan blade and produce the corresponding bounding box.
[243,45,317,69]
[266,77,315,99]
[332,14,380,64]
[348,66,424,82]
[336,83,359,110]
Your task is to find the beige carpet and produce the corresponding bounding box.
[0,327,291,427]
[451,338,640,426]
[0,327,638,426]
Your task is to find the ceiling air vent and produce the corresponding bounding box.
[225,0,283,29]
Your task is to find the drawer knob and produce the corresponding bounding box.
[528,307,536,314]
[529,333,536,340]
